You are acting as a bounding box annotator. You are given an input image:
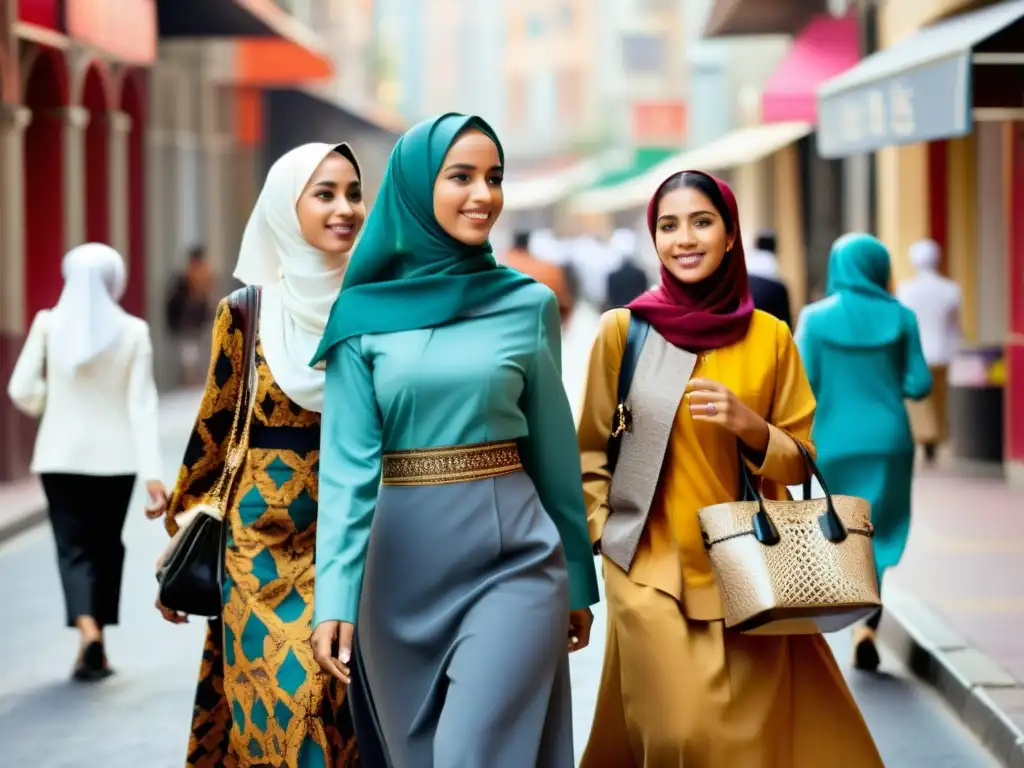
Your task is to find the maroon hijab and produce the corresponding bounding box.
[627,170,754,352]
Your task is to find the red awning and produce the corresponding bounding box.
[762,15,860,125]
[65,0,157,64]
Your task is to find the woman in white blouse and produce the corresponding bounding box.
[7,243,166,681]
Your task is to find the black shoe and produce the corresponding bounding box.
[852,628,881,673]
[73,640,113,682]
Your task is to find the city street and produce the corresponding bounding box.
[0,306,1000,767]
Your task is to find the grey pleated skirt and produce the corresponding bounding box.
[347,469,574,768]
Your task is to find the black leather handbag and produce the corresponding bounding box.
[157,286,260,617]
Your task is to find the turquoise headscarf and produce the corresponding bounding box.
[825,233,903,347]
[310,113,535,364]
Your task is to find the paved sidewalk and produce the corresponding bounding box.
[0,388,204,543]
[880,465,1024,765]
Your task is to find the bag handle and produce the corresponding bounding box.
[207,286,261,513]
[606,314,650,474]
[738,437,849,545]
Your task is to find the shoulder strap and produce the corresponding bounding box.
[227,285,261,414]
[617,314,650,404]
[606,313,650,474]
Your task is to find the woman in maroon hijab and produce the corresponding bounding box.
[577,171,882,766]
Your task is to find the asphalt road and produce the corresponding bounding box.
[0,305,998,767]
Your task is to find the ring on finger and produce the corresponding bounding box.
[705,402,717,417]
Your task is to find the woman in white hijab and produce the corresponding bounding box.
[159,143,367,767]
[7,243,165,681]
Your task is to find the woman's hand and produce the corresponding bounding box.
[686,378,770,452]
[311,620,354,684]
[568,608,593,653]
[155,594,189,624]
[144,480,170,520]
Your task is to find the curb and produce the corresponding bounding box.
[881,584,1024,766]
[0,507,47,545]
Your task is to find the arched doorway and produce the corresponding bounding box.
[82,64,110,245]
[23,49,68,322]
[120,72,146,316]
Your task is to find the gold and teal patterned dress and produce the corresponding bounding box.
[167,298,359,768]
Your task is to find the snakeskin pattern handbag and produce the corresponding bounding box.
[157,286,260,617]
[698,439,881,635]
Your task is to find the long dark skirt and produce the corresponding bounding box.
[349,470,575,768]
[40,472,136,626]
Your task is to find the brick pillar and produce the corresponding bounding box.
[107,110,132,266]
[1005,121,1024,486]
[0,102,33,480]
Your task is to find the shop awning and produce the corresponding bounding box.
[571,121,813,214]
[762,15,859,124]
[157,0,322,52]
[502,153,622,212]
[66,0,156,64]
[704,0,822,38]
[816,0,1024,158]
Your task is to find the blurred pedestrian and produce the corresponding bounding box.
[308,114,597,767]
[602,228,649,311]
[166,245,215,387]
[159,143,366,767]
[569,234,619,308]
[578,172,882,766]
[747,229,792,327]
[533,229,582,316]
[503,230,575,324]
[897,238,962,463]
[796,233,932,672]
[7,243,166,682]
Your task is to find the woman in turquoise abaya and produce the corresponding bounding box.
[308,113,600,767]
[795,233,931,673]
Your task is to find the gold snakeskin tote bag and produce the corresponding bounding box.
[697,438,881,636]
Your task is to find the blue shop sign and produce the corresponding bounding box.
[816,53,972,158]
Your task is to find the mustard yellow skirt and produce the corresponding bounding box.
[581,562,884,768]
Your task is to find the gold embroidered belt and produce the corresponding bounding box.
[381,440,523,486]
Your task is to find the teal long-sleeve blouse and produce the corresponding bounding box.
[314,283,600,627]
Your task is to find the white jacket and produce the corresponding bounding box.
[7,309,163,479]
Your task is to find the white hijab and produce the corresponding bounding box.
[49,243,128,374]
[233,142,360,413]
[909,238,940,272]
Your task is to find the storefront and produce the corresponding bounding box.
[263,88,400,202]
[816,0,1024,480]
[757,13,861,310]
[0,0,157,481]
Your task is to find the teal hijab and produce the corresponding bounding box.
[825,233,903,347]
[310,113,535,364]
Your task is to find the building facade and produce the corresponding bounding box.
[814,0,1024,481]
[0,0,397,482]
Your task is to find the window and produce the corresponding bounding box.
[527,12,544,37]
[621,33,665,74]
[557,69,583,125]
[507,76,527,131]
[561,3,574,27]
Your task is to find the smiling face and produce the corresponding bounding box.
[432,128,504,246]
[653,184,735,284]
[296,151,366,256]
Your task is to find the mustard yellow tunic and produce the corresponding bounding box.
[578,308,882,768]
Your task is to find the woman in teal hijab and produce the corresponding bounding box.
[795,233,931,673]
[309,113,599,766]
